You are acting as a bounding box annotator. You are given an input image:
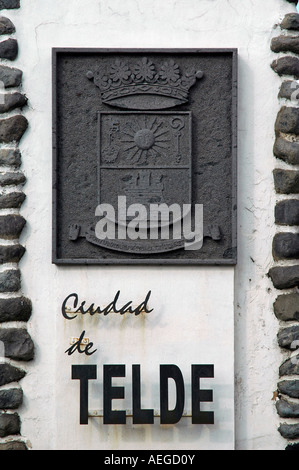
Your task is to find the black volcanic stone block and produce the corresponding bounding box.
[0,363,25,387]
[273,233,299,259]
[272,56,299,78]
[281,13,299,30]
[274,293,299,321]
[274,138,299,165]
[0,328,34,361]
[275,199,299,225]
[273,169,299,194]
[268,265,299,289]
[0,412,20,438]
[0,1,20,10]
[0,296,32,323]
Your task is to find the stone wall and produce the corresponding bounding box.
[270,0,299,451]
[0,0,33,451]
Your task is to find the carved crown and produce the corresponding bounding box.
[86,57,204,110]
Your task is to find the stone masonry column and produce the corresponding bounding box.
[0,0,33,451]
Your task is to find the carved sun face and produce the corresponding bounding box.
[121,116,170,163]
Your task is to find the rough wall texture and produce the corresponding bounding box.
[0,0,33,451]
[270,0,299,451]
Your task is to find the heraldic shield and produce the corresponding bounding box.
[91,56,198,254]
[53,49,237,264]
[94,110,192,254]
[98,111,192,215]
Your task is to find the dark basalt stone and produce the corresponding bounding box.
[0,170,25,185]
[278,324,299,349]
[0,65,22,88]
[275,199,299,225]
[280,355,299,376]
[0,214,26,239]
[0,150,22,168]
[281,13,299,30]
[0,93,27,113]
[0,244,25,264]
[0,16,15,35]
[271,35,299,55]
[273,169,299,194]
[279,80,299,100]
[271,56,299,78]
[0,440,27,450]
[273,232,299,259]
[276,398,299,418]
[278,379,299,398]
[0,388,23,409]
[274,137,299,165]
[279,423,299,440]
[274,293,299,321]
[0,296,32,323]
[0,269,21,293]
[0,364,25,387]
[268,265,299,289]
[0,412,20,438]
[0,0,20,8]
[0,38,17,61]
[275,106,299,134]
[0,192,25,209]
[0,328,34,361]
[0,115,28,143]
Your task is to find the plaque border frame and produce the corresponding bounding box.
[52,48,238,266]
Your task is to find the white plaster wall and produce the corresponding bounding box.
[54,270,235,450]
[1,0,294,450]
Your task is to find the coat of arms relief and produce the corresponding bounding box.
[53,49,237,264]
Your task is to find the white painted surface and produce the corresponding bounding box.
[0,0,294,450]
[56,270,234,450]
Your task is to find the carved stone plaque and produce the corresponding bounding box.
[52,49,237,264]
